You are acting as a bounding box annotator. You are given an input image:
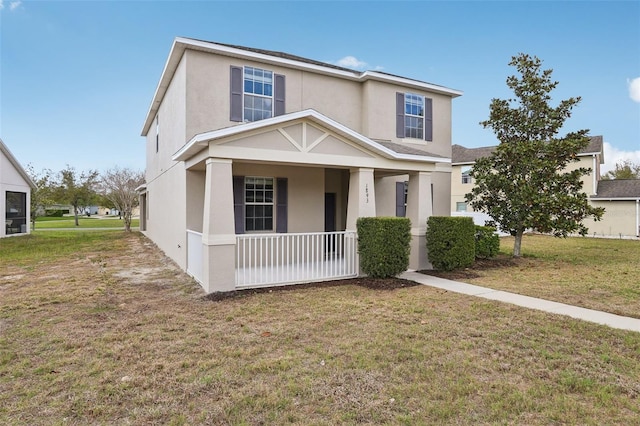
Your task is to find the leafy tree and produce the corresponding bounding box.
[602,159,640,180]
[98,167,144,232]
[53,166,99,226]
[466,53,604,257]
[25,165,54,229]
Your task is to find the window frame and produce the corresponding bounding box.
[5,191,27,235]
[456,202,467,212]
[244,176,275,232]
[461,166,472,184]
[243,66,274,123]
[404,93,424,140]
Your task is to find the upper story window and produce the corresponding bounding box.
[396,92,433,141]
[404,94,424,139]
[244,67,273,122]
[461,166,472,184]
[231,66,285,123]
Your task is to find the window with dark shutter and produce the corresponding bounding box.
[396,92,405,138]
[230,66,243,122]
[274,74,285,117]
[276,178,288,233]
[424,97,433,141]
[232,175,245,234]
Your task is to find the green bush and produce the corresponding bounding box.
[426,216,475,271]
[45,209,65,217]
[357,217,411,278]
[475,225,500,259]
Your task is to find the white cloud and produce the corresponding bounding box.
[335,56,368,70]
[601,142,640,174]
[9,0,20,10]
[0,1,4,10]
[628,77,640,102]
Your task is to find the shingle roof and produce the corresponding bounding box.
[452,136,603,164]
[592,179,640,199]
[452,144,496,164]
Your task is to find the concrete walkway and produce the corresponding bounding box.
[401,271,640,333]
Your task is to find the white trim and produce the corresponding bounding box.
[591,197,640,201]
[172,109,451,164]
[202,234,237,246]
[636,200,639,237]
[141,38,463,135]
[0,138,36,189]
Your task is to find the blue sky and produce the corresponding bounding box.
[1,0,639,175]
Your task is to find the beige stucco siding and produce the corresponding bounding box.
[585,200,639,237]
[431,171,452,216]
[565,155,598,195]
[362,80,453,157]
[146,56,187,183]
[144,164,188,269]
[451,164,472,211]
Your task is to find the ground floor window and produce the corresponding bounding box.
[245,177,274,231]
[456,202,467,212]
[5,191,27,235]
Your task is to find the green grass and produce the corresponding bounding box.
[1,232,639,424]
[433,234,640,318]
[33,217,140,229]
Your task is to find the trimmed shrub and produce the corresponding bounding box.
[45,209,65,217]
[426,216,475,271]
[357,217,411,278]
[475,225,500,259]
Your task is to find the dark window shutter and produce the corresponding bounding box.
[276,178,288,233]
[230,66,243,122]
[396,92,405,138]
[395,181,406,217]
[274,74,285,117]
[424,97,433,141]
[233,176,245,234]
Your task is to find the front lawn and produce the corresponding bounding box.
[0,232,639,424]
[33,217,140,229]
[426,234,640,318]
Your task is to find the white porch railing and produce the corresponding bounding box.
[186,230,204,284]
[235,231,358,288]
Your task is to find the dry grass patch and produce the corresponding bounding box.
[424,234,640,318]
[1,232,639,424]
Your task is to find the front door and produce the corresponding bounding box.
[324,193,337,254]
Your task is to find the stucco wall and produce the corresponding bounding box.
[585,200,639,237]
[144,164,188,268]
[146,55,187,184]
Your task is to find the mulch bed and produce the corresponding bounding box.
[204,277,421,302]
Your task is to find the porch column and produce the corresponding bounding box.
[407,171,433,270]
[202,158,236,293]
[346,168,376,231]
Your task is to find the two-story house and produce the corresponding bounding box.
[451,136,640,238]
[1,138,35,238]
[140,37,462,293]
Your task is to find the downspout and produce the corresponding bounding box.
[636,199,639,238]
[592,155,597,195]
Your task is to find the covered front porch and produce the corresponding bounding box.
[175,110,449,293]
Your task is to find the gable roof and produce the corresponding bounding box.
[592,179,640,200]
[173,109,450,164]
[142,37,463,136]
[0,138,36,189]
[452,136,604,165]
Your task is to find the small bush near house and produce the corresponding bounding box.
[357,217,411,278]
[426,216,475,271]
[475,225,500,259]
[45,209,66,217]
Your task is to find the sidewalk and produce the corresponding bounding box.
[401,271,640,333]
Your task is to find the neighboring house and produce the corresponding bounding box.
[451,136,639,237]
[1,138,35,238]
[140,37,462,293]
[586,179,640,238]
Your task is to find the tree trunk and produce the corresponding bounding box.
[74,210,79,227]
[513,228,524,257]
[123,212,132,232]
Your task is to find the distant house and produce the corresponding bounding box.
[451,136,639,238]
[1,139,36,237]
[140,37,462,293]
[586,179,640,237]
